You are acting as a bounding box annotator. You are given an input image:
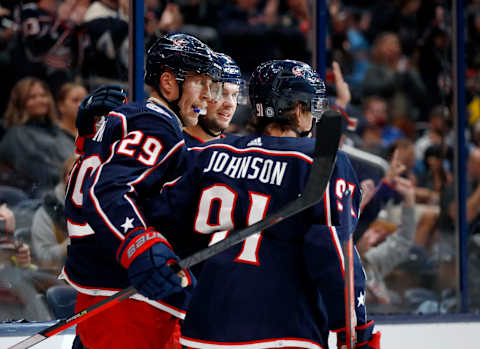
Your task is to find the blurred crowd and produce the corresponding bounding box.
[1,0,480,321]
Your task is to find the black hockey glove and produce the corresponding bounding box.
[76,84,127,136]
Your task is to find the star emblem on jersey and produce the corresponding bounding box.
[357,291,365,307]
[121,217,135,233]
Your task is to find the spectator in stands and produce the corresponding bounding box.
[56,82,88,140]
[175,0,220,48]
[145,0,183,47]
[82,0,129,83]
[357,175,416,312]
[416,144,452,199]
[414,105,450,164]
[0,2,17,122]
[0,203,31,269]
[217,0,279,75]
[342,8,372,95]
[0,202,54,321]
[440,146,480,238]
[16,0,88,94]
[270,0,312,63]
[418,26,451,109]
[359,95,404,157]
[355,147,406,242]
[361,31,427,122]
[31,155,76,273]
[0,77,75,197]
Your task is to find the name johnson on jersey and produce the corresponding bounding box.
[203,150,288,186]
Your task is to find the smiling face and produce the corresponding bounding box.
[203,82,239,132]
[25,83,50,120]
[178,73,220,126]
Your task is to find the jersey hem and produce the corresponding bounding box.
[60,268,186,319]
[180,336,324,348]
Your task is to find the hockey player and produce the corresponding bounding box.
[147,60,380,349]
[63,33,222,349]
[183,52,244,146]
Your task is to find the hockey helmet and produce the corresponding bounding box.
[216,53,243,85]
[144,33,222,88]
[249,60,328,121]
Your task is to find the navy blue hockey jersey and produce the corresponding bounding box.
[182,129,228,147]
[147,135,367,348]
[63,98,193,319]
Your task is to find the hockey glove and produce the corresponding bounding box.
[76,84,127,136]
[336,320,381,349]
[116,227,193,300]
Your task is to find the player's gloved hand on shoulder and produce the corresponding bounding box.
[116,227,195,300]
[337,321,381,349]
[76,84,127,136]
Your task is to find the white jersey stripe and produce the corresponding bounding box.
[329,226,345,277]
[189,143,313,164]
[59,268,186,319]
[89,141,124,240]
[108,111,128,137]
[67,219,95,238]
[180,337,324,349]
[323,183,331,226]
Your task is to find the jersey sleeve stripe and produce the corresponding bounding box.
[123,193,147,228]
[323,183,331,226]
[161,176,182,192]
[67,218,95,238]
[108,111,128,138]
[329,226,345,278]
[89,140,125,240]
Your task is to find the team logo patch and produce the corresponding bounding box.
[173,38,189,47]
[292,65,306,77]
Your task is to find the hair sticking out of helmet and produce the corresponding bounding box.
[144,33,222,89]
[249,60,328,122]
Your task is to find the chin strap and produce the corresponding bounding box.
[198,116,223,137]
[290,122,314,138]
[154,79,184,125]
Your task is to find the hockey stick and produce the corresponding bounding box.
[10,110,342,349]
[342,191,357,349]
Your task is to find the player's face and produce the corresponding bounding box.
[204,82,239,132]
[58,86,87,122]
[178,73,219,127]
[25,83,50,119]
